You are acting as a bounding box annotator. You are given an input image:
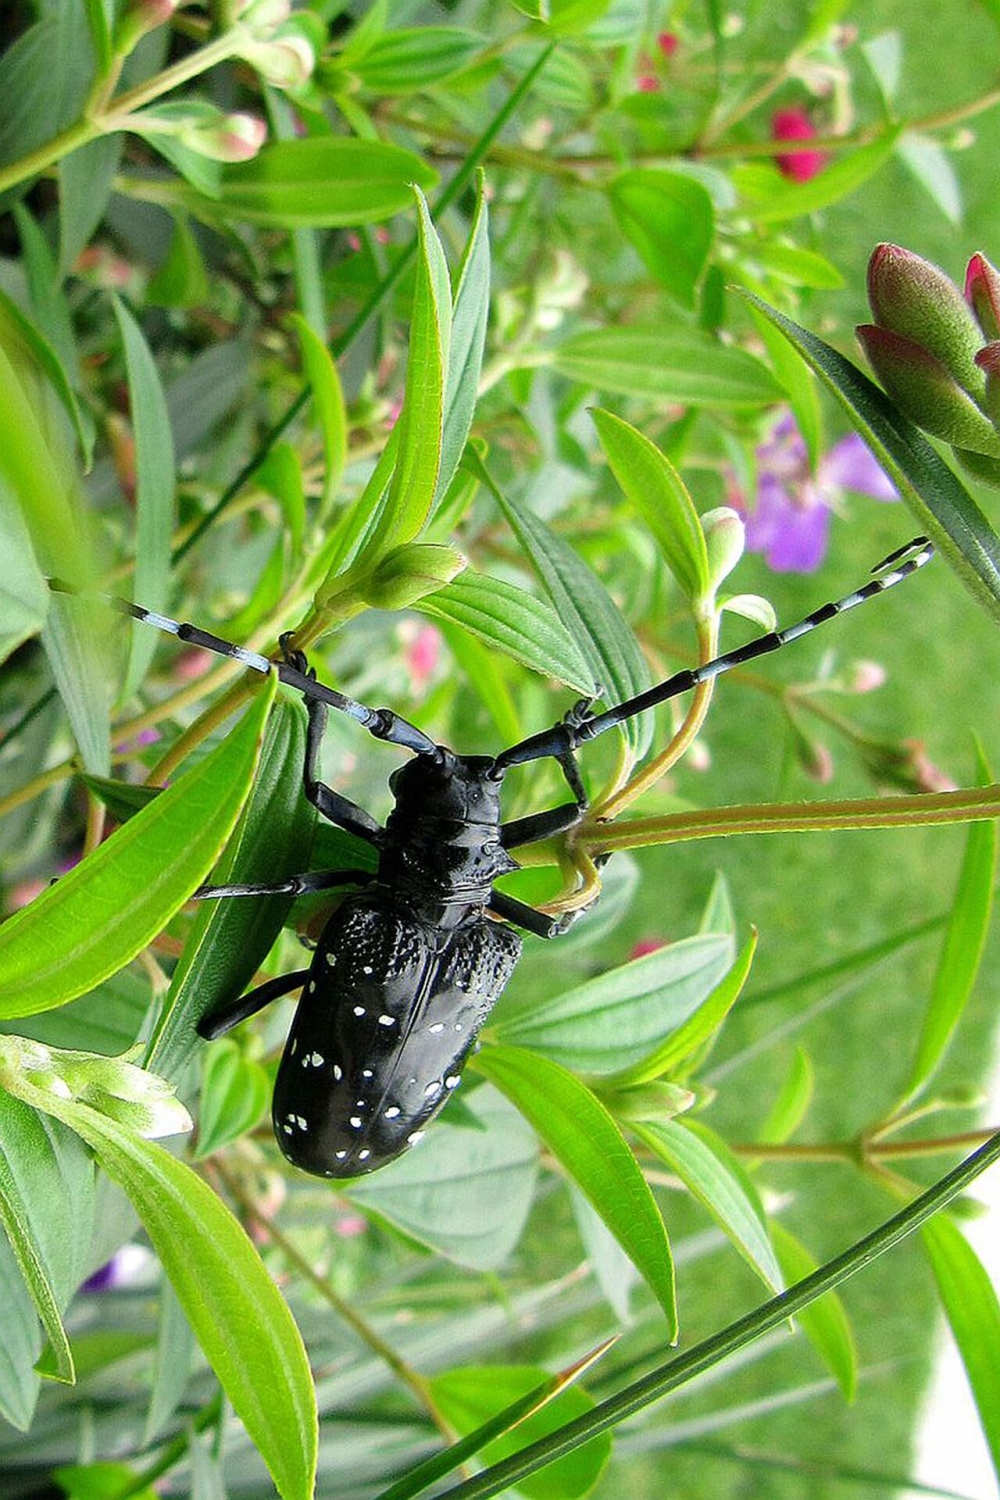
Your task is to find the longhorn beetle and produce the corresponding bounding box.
[67,535,933,1178]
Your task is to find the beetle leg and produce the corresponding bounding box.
[487,887,597,939]
[299,695,385,841]
[197,969,311,1041]
[499,801,582,850]
[194,868,374,900]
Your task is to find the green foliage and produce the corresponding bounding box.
[0,4,999,1499]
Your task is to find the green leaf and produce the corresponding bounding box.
[430,1365,612,1500]
[757,1047,815,1145]
[290,313,347,513]
[487,477,653,757]
[628,1117,783,1292]
[27,1088,317,1500]
[606,930,756,1086]
[0,483,48,664]
[348,27,484,92]
[473,1046,677,1335]
[590,407,709,603]
[113,298,176,699]
[144,693,314,1082]
[741,295,1000,621]
[194,1041,271,1159]
[434,174,490,508]
[733,132,898,223]
[608,169,714,308]
[0,1095,90,1386]
[181,138,438,229]
[418,571,596,694]
[347,1087,538,1271]
[746,241,845,291]
[494,935,735,1076]
[550,325,782,407]
[364,188,450,560]
[922,1213,1000,1475]
[905,747,996,1102]
[0,681,275,1017]
[58,135,122,277]
[146,212,211,308]
[770,1221,857,1401]
[896,131,962,225]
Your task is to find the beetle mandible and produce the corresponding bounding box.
[97,535,933,1178]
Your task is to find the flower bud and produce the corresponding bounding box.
[237,24,316,88]
[965,253,1000,340]
[114,0,176,55]
[362,544,465,611]
[179,111,267,163]
[701,506,745,594]
[866,244,985,399]
[856,324,1000,456]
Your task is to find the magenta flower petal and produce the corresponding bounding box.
[820,432,898,501]
[744,472,830,572]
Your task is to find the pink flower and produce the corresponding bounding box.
[772,107,826,183]
[657,32,678,57]
[739,414,898,574]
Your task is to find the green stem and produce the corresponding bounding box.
[0,30,241,196]
[586,782,1000,852]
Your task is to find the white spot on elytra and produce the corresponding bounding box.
[424,1080,441,1097]
[429,1022,445,1034]
[307,979,316,995]
[377,1014,395,1028]
[349,1116,363,1129]
[407,1130,425,1145]
[290,1038,298,1056]
[353,1005,366,1017]
[358,1149,371,1161]
[384,1106,400,1119]
[332,1063,343,1082]
[296,1115,308,1131]
[445,1075,461,1090]
[355,1099,366,1108]
[362,1068,374,1079]
[335,1149,347,1160]
[325,952,336,967]
[362,964,373,975]
[302,1051,324,1068]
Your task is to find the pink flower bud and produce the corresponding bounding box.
[180,111,267,163]
[965,252,1000,340]
[772,107,826,183]
[866,244,984,398]
[657,32,679,56]
[856,324,1000,457]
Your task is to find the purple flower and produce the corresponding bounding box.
[740,415,898,573]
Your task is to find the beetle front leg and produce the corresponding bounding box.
[302,696,384,841]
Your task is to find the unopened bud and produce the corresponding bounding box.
[701,506,745,594]
[844,659,887,694]
[114,0,177,55]
[238,27,316,88]
[856,324,1000,457]
[362,544,465,610]
[965,253,1000,340]
[867,243,985,398]
[180,111,267,162]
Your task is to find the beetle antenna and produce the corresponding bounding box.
[495,536,934,770]
[46,579,440,758]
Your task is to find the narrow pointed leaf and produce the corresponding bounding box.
[418,571,596,694]
[473,1045,677,1335]
[632,1116,782,1292]
[113,298,176,699]
[435,174,490,506]
[591,408,708,602]
[495,935,734,1075]
[770,1221,857,1401]
[905,748,996,1101]
[22,1087,317,1500]
[922,1213,1000,1475]
[0,681,275,1016]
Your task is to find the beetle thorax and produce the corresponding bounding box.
[379,752,517,916]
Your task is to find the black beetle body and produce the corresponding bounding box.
[272,755,521,1177]
[90,535,932,1178]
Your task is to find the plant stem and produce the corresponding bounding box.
[586,782,1000,851]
